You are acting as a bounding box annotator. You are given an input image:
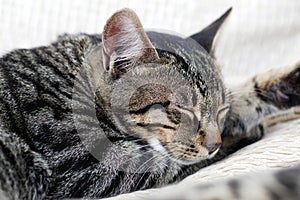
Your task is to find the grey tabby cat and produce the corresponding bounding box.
[0,7,299,200]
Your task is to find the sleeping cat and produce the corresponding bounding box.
[0,7,299,200]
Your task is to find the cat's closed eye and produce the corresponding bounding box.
[216,104,230,131]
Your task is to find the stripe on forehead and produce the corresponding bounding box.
[129,83,172,112]
[161,49,209,98]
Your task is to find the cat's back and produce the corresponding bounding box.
[0,34,99,126]
[0,34,109,163]
[0,34,93,155]
[0,34,104,199]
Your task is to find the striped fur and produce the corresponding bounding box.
[0,8,299,200]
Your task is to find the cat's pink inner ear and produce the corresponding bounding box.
[102,8,159,71]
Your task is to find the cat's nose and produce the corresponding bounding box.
[204,143,221,154]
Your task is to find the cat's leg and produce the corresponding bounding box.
[220,61,300,154]
[260,105,300,128]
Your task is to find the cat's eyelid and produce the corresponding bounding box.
[176,104,195,116]
[217,105,230,114]
[216,105,229,129]
[176,104,192,112]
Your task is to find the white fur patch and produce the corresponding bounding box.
[147,136,167,154]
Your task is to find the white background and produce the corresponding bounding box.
[0,0,299,86]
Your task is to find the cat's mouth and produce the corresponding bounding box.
[147,136,220,165]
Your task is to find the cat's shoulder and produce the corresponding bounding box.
[55,33,102,47]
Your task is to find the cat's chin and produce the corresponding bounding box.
[168,157,204,166]
[171,153,217,166]
[169,147,220,165]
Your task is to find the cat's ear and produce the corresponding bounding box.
[102,8,159,77]
[189,8,232,55]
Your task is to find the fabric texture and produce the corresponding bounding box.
[1,0,299,199]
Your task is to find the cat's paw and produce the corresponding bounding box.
[256,62,300,109]
[262,105,300,127]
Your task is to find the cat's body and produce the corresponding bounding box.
[0,32,221,200]
[0,8,299,200]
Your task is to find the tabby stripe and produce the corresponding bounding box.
[228,179,241,198]
[30,49,74,98]
[61,169,92,197]
[70,41,85,64]
[170,165,190,183]
[60,46,79,67]
[0,97,26,142]
[266,187,282,200]
[36,48,75,83]
[0,140,17,166]
[134,171,153,191]
[100,171,127,197]
[15,68,72,108]
[73,83,95,102]
[47,47,78,81]
[254,82,272,103]
[0,141,25,192]
[156,49,208,97]
[276,166,300,193]
[72,104,101,119]
[0,67,36,150]
[53,148,97,173]
[9,51,71,103]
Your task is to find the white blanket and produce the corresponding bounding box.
[1,0,299,199]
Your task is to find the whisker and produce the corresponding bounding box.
[127,147,157,162]
[126,135,154,143]
[134,154,169,190]
[132,154,159,181]
[125,144,151,155]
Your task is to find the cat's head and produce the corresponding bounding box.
[97,8,231,165]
